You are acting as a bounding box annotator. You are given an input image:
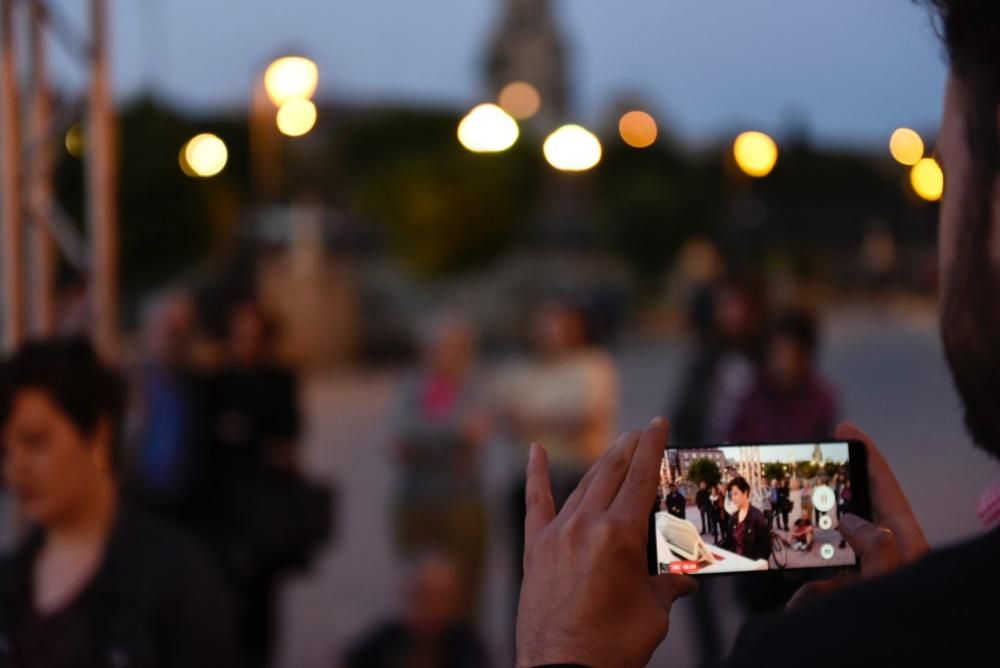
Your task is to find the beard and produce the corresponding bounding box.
[940,187,1000,459]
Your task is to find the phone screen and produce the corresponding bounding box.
[649,441,869,576]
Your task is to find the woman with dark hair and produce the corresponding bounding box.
[0,337,237,667]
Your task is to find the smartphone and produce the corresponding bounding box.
[647,440,870,576]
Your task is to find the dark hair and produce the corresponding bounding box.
[0,337,126,470]
[727,476,750,494]
[770,309,819,357]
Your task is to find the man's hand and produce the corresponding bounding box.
[787,422,929,609]
[516,417,697,668]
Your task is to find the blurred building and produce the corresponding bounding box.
[674,448,727,480]
[486,0,569,130]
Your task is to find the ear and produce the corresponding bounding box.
[89,417,116,474]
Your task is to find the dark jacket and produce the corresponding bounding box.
[0,505,238,668]
[723,505,771,561]
[666,492,686,519]
[343,620,488,668]
[696,489,711,511]
[721,527,1000,667]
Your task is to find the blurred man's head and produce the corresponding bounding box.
[0,338,123,525]
[931,0,1000,459]
[143,291,196,366]
[531,301,588,357]
[714,277,766,344]
[421,314,476,379]
[403,551,463,636]
[228,301,275,365]
[765,310,819,391]
[728,476,751,510]
[669,484,677,493]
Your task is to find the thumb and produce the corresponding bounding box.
[650,574,698,613]
[839,514,900,579]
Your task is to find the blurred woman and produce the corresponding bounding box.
[0,338,236,667]
[392,315,489,617]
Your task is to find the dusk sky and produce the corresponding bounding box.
[47,0,947,148]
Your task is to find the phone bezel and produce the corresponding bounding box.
[646,439,871,578]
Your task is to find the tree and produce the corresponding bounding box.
[687,458,722,487]
[797,461,821,480]
[763,462,787,482]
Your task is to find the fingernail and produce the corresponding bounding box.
[650,416,666,428]
[529,443,538,462]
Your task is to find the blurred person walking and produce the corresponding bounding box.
[670,277,767,444]
[201,302,329,668]
[497,300,618,585]
[727,309,839,442]
[696,480,712,534]
[391,315,489,618]
[0,338,237,667]
[128,291,208,526]
[340,551,489,668]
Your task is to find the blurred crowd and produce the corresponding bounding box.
[0,255,844,667]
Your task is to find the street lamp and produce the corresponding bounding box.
[543,124,602,171]
[619,110,658,149]
[179,133,227,178]
[263,56,318,107]
[457,103,519,153]
[276,98,317,137]
[889,128,924,166]
[910,157,943,201]
[733,131,778,178]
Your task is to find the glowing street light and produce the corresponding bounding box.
[64,124,85,157]
[180,133,228,177]
[276,98,317,137]
[457,103,519,153]
[263,56,319,106]
[543,124,602,171]
[733,131,778,177]
[889,128,924,166]
[498,81,541,120]
[910,157,943,201]
[619,110,658,148]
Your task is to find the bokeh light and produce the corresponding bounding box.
[64,124,84,157]
[276,98,318,137]
[498,81,541,120]
[457,104,519,153]
[543,124,602,171]
[910,157,943,201]
[263,56,319,106]
[619,111,658,148]
[733,131,778,177]
[180,133,228,178]
[889,128,924,166]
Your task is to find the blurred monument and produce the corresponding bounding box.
[486,0,569,131]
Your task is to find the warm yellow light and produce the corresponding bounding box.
[457,103,519,153]
[180,133,227,178]
[64,124,85,157]
[889,128,924,166]
[263,56,319,106]
[910,157,943,201]
[733,131,778,177]
[498,81,541,120]
[276,99,317,137]
[619,111,658,148]
[543,124,602,172]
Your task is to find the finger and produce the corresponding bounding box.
[555,433,629,522]
[579,430,643,512]
[649,574,698,613]
[525,443,556,547]
[785,574,852,611]
[839,514,901,578]
[835,423,929,562]
[611,417,670,519]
